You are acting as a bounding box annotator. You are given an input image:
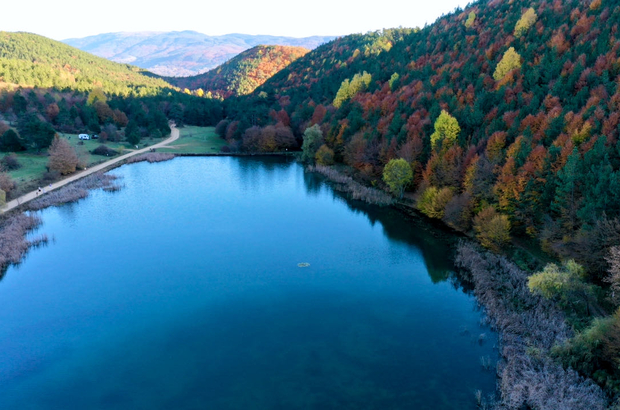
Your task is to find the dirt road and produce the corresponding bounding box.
[1,126,180,214]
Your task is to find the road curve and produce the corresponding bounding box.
[1,126,180,214]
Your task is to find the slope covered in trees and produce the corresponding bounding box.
[0,32,222,178]
[222,0,620,401]
[0,32,176,96]
[225,0,620,274]
[168,45,309,98]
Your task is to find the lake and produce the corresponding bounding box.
[0,157,497,409]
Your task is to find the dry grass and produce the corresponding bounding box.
[0,213,48,273]
[125,152,175,164]
[27,173,122,211]
[455,241,608,409]
[307,165,394,206]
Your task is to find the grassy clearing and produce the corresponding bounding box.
[2,133,167,197]
[159,126,225,154]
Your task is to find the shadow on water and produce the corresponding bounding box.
[302,169,456,284]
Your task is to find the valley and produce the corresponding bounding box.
[1,0,620,408]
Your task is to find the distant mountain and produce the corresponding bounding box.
[63,31,336,77]
[0,31,175,95]
[168,45,309,98]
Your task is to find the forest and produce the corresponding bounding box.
[2,0,620,405]
[168,45,309,99]
[215,0,620,402]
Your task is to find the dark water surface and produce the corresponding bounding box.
[0,157,497,409]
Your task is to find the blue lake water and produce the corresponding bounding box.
[0,157,497,409]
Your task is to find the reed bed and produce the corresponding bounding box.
[28,173,122,211]
[307,165,394,206]
[126,152,175,164]
[455,241,607,409]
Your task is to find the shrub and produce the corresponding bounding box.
[0,172,15,193]
[91,145,118,156]
[473,206,511,251]
[0,153,20,170]
[215,119,230,138]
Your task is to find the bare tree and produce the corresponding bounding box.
[606,246,620,306]
[48,136,79,175]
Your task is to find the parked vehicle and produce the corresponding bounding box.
[78,134,90,140]
[91,134,98,139]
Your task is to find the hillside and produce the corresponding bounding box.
[168,45,309,98]
[222,0,620,403]
[63,31,335,77]
[0,31,176,96]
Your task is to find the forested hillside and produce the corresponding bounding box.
[0,32,176,96]
[168,45,309,98]
[0,32,222,172]
[222,0,620,400]
[225,0,620,271]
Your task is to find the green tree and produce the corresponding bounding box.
[388,72,399,90]
[430,110,460,150]
[528,260,597,316]
[86,87,107,105]
[552,148,581,232]
[514,8,537,38]
[301,124,324,163]
[383,158,413,198]
[17,114,56,151]
[0,129,25,152]
[125,121,141,145]
[493,47,522,81]
[333,71,372,108]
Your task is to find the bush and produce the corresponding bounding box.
[473,206,511,251]
[215,119,230,138]
[0,153,20,170]
[91,145,118,156]
[0,172,15,194]
[42,170,60,182]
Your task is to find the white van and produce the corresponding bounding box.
[78,134,90,140]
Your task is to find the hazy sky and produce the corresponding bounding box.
[4,0,471,40]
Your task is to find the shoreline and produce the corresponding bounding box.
[0,155,608,408]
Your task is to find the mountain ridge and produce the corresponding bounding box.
[63,31,336,76]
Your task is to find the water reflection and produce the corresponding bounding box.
[302,168,456,283]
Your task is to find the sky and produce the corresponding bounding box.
[3,0,471,40]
